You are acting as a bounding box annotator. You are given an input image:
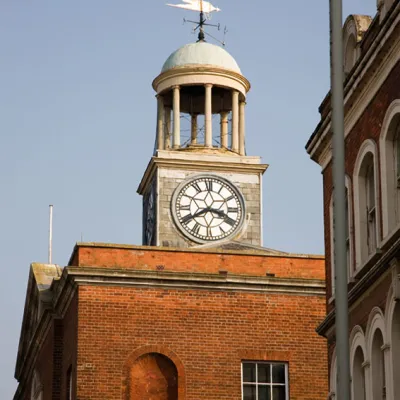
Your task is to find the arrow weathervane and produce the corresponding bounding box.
[166,0,222,42]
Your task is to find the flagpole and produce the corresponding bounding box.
[329,0,351,399]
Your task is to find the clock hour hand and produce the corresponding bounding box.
[209,209,237,226]
[181,208,208,224]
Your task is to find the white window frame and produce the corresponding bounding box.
[330,176,353,297]
[380,100,400,240]
[353,139,380,271]
[241,361,289,400]
[365,162,377,255]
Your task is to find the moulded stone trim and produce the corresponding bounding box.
[349,325,369,400]
[349,325,368,370]
[379,99,400,238]
[365,306,387,352]
[307,4,400,167]
[329,175,354,297]
[122,345,186,400]
[353,139,381,270]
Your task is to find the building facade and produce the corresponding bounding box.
[306,1,400,399]
[15,33,328,400]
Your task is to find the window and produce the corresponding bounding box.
[366,162,377,255]
[345,187,351,273]
[242,362,288,400]
[380,102,400,237]
[344,34,357,76]
[330,179,353,294]
[354,140,379,268]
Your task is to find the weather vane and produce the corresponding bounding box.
[166,0,227,45]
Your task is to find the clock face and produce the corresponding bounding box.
[172,175,245,243]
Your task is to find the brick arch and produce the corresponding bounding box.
[122,345,186,400]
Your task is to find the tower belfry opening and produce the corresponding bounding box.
[158,83,246,154]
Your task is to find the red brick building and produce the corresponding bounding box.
[15,33,328,400]
[306,2,400,399]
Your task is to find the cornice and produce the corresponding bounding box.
[68,267,326,296]
[316,234,400,338]
[152,65,251,93]
[306,4,400,164]
[137,156,269,194]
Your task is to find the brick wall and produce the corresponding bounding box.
[71,244,325,280]
[76,284,327,400]
[323,59,400,304]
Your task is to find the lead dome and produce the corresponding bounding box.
[161,42,241,74]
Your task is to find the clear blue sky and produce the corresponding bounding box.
[0,0,376,397]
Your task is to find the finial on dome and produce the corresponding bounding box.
[166,0,225,44]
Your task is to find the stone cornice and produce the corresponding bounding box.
[306,3,400,165]
[316,234,400,338]
[152,65,251,94]
[68,267,326,296]
[137,156,268,194]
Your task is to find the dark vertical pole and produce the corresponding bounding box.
[330,0,351,399]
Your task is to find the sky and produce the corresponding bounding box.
[0,0,377,397]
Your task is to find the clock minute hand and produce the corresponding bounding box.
[209,208,225,218]
[182,208,208,224]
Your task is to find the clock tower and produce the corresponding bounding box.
[138,41,268,248]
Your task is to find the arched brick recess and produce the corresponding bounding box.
[122,345,186,400]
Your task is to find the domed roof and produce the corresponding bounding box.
[161,42,241,74]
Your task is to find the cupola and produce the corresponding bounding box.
[152,41,251,155]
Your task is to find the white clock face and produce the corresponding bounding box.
[172,176,245,243]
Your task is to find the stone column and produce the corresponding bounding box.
[205,84,213,147]
[173,86,180,148]
[156,95,165,150]
[220,112,229,149]
[164,107,171,149]
[231,90,239,152]
[382,344,392,400]
[239,101,246,156]
[362,360,371,400]
[191,114,198,145]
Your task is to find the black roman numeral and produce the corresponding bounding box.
[226,195,235,201]
[205,180,213,191]
[228,207,238,213]
[181,214,193,224]
[180,205,190,211]
[192,182,201,193]
[193,223,201,235]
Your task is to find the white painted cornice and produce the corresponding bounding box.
[307,4,400,169]
[68,267,325,296]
